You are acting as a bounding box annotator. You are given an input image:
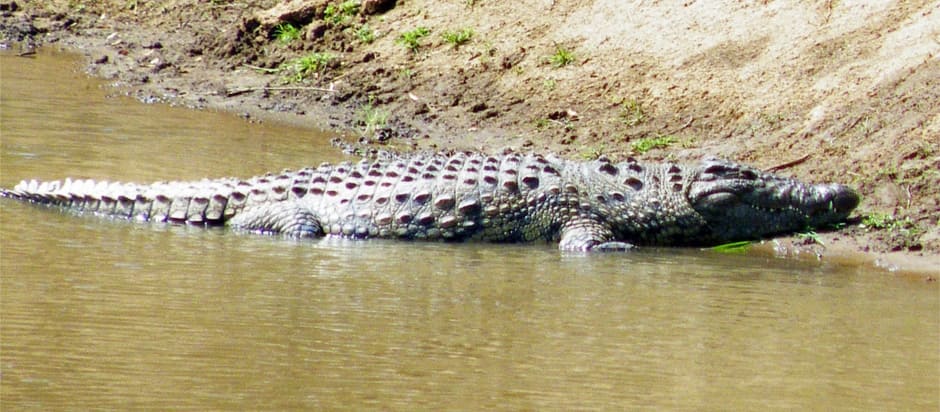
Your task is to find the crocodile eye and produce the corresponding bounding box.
[703,164,733,175]
[700,192,738,208]
[740,169,758,180]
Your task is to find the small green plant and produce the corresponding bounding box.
[442,28,474,48]
[549,45,575,68]
[324,0,360,25]
[479,40,497,64]
[861,212,894,230]
[560,119,575,131]
[861,212,925,236]
[857,115,877,136]
[620,98,646,127]
[339,0,360,14]
[860,212,926,250]
[356,97,390,136]
[355,25,375,43]
[533,116,577,132]
[796,230,824,245]
[398,27,430,52]
[631,135,677,154]
[578,145,606,160]
[861,212,923,233]
[398,68,415,80]
[323,4,341,24]
[274,23,302,44]
[914,141,936,158]
[69,0,87,11]
[284,52,336,82]
[542,78,557,91]
[534,118,550,130]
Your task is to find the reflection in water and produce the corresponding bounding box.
[2,50,938,410]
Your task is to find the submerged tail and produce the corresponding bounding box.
[0,177,275,225]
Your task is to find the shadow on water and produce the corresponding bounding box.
[1,49,938,410]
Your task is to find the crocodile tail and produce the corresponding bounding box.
[0,177,258,225]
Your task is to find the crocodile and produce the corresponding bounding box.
[0,152,859,251]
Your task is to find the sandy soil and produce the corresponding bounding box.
[2,0,937,276]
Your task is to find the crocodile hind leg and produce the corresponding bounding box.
[227,201,323,238]
[558,218,635,252]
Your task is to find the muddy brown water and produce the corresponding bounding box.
[1,49,937,410]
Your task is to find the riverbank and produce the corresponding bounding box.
[2,0,937,275]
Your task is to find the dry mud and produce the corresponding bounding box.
[2,0,938,276]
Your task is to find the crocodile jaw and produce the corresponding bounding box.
[688,160,860,243]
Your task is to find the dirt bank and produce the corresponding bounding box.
[2,0,937,275]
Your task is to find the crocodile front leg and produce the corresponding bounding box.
[227,201,323,238]
[558,218,635,252]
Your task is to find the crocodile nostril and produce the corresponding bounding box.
[831,185,860,213]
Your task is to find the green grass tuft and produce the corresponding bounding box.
[355,25,375,43]
[356,97,390,136]
[861,212,923,234]
[549,45,575,68]
[630,135,677,154]
[578,145,607,160]
[324,1,360,25]
[796,230,824,245]
[620,98,647,126]
[861,212,894,230]
[442,28,474,48]
[397,27,431,52]
[542,78,557,91]
[274,23,302,44]
[283,52,336,82]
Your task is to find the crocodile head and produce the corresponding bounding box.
[686,159,859,243]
